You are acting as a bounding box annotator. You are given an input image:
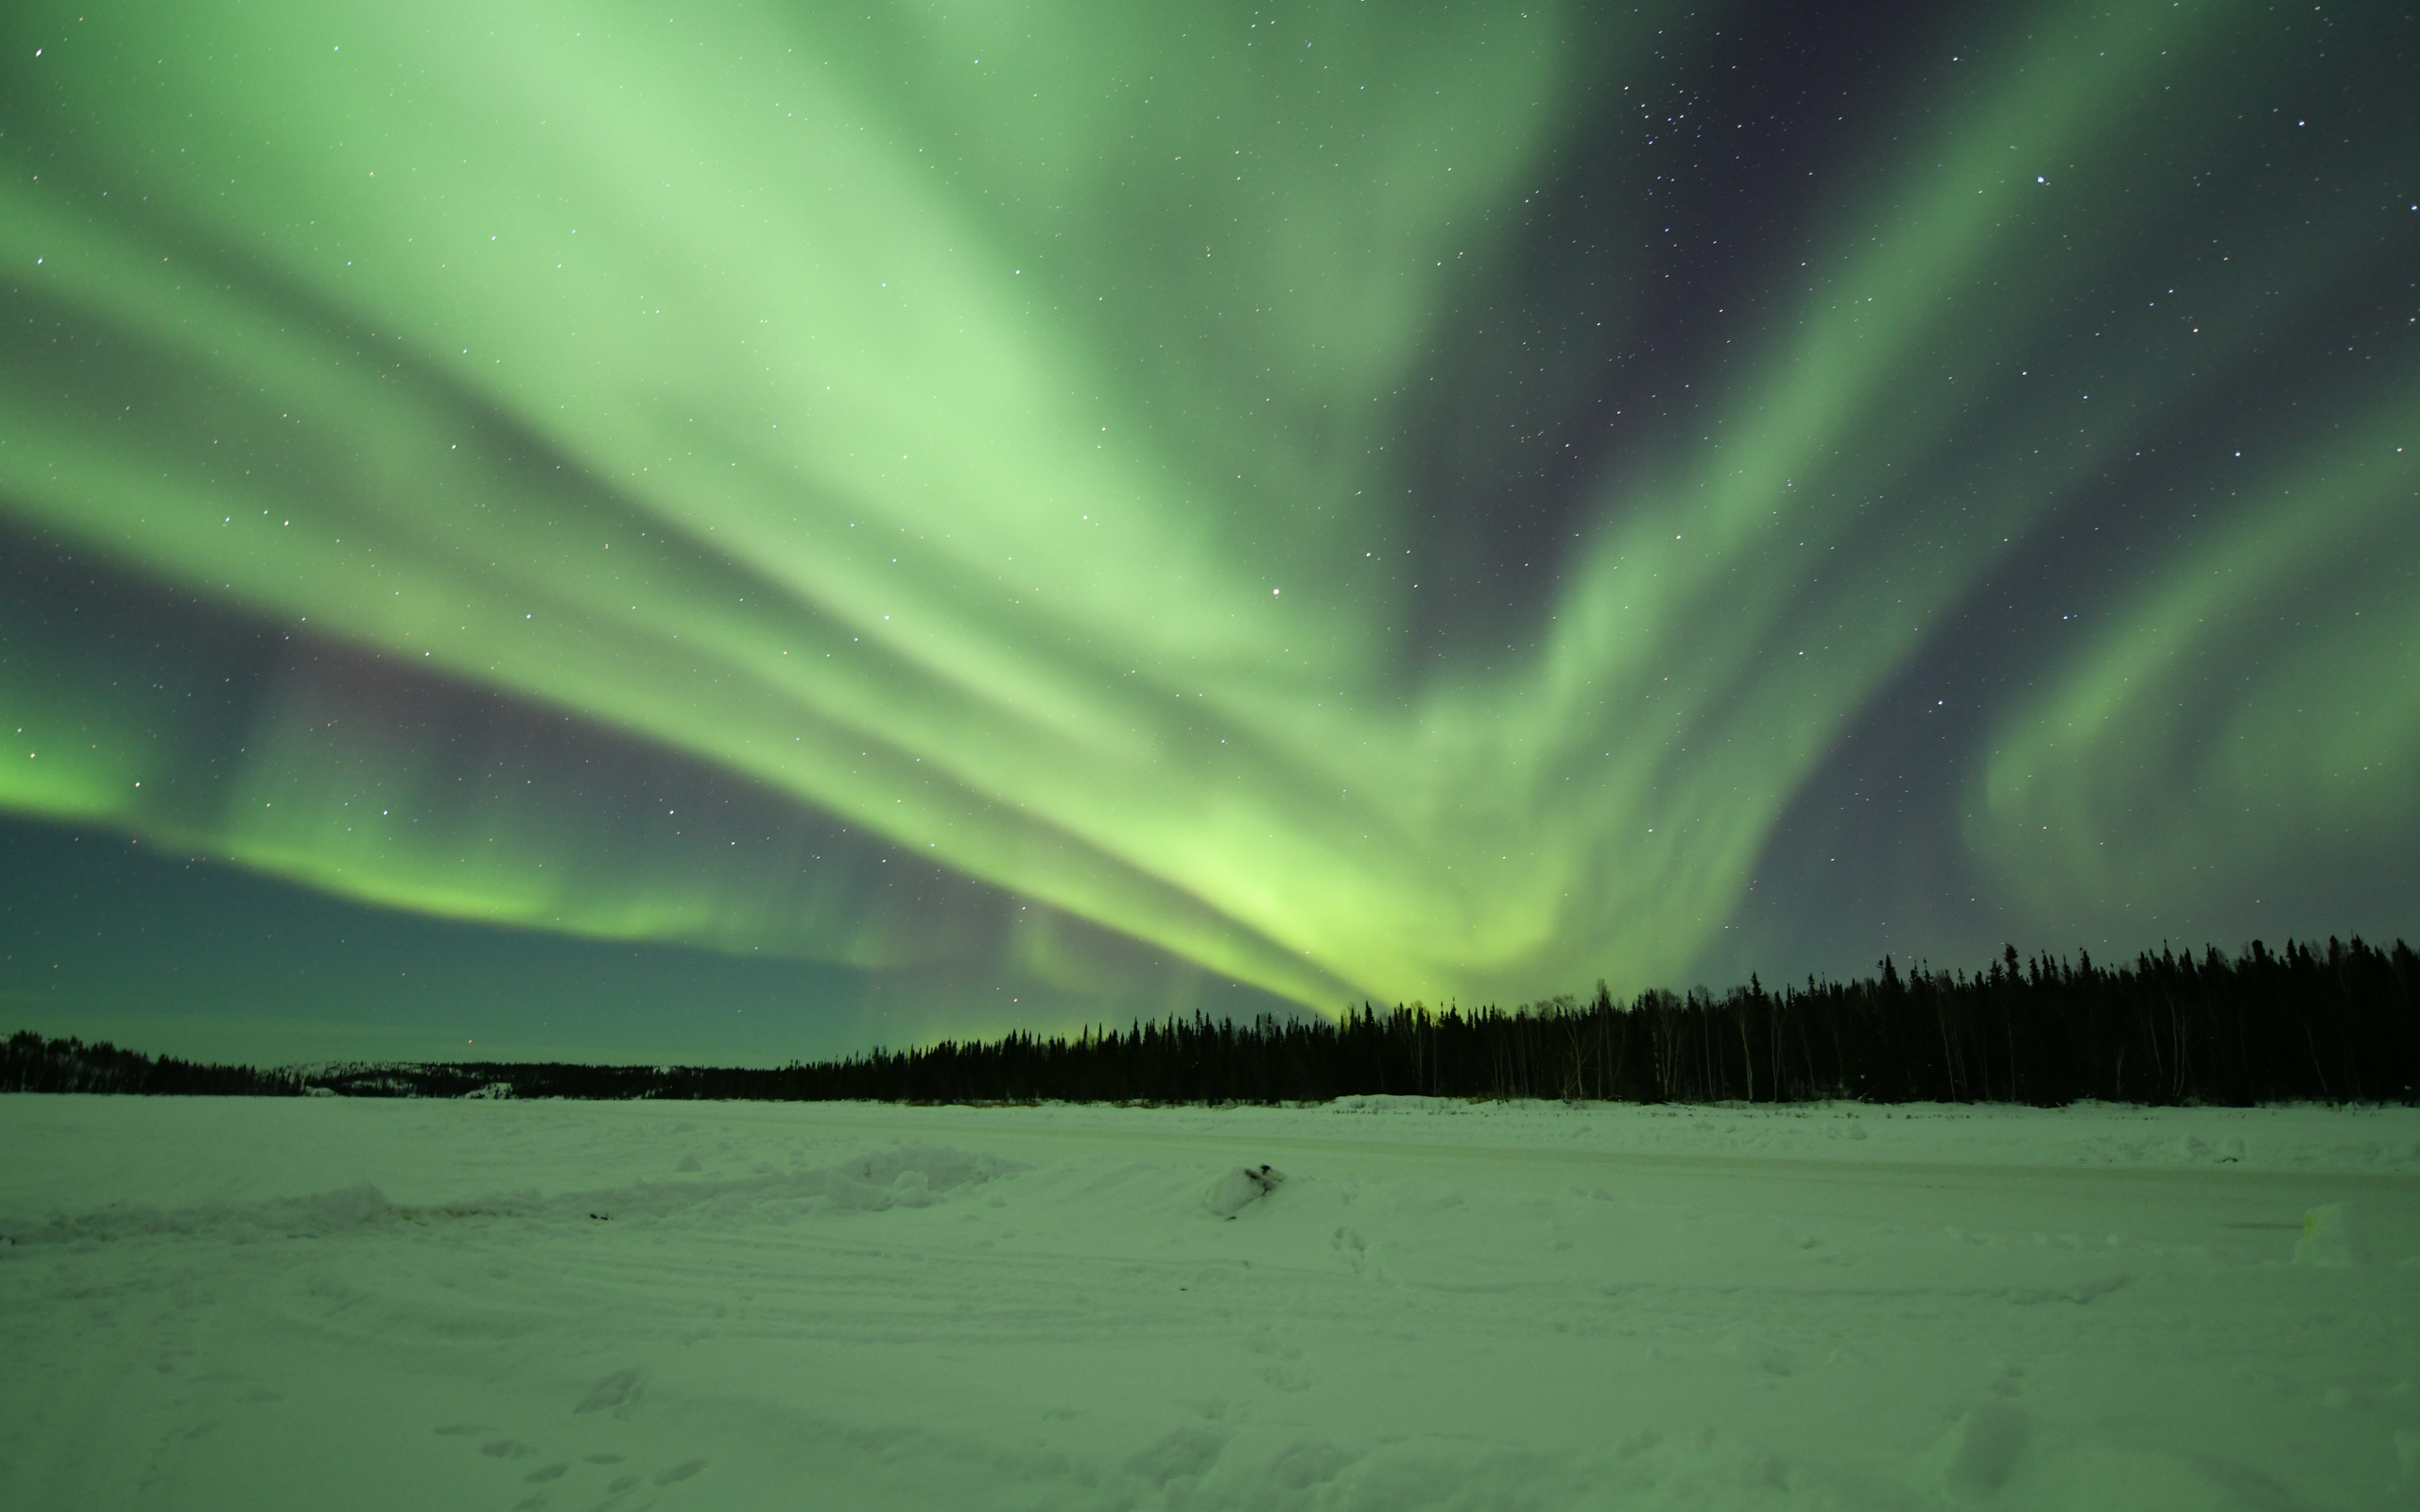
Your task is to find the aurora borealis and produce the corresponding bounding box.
[3,0,2414,1061]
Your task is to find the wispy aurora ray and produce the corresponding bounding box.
[3,0,2413,1021]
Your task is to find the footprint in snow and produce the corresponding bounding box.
[575,1366,646,1416]
[1126,1426,1225,1486]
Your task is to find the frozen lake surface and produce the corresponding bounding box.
[4,1095,2417,1510]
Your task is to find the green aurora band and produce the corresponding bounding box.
[3,0,2414,1031]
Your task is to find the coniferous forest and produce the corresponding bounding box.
[7,936,2415,1106]
[0,1033,305,1097]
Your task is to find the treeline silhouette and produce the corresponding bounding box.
[2,1030,304,1096]
[6,936,2414,1106]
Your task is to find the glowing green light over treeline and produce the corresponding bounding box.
[2,0,2412,1023]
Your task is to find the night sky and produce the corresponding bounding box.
[4,0,2414,1066]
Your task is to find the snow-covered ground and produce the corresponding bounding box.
[4,1096,2416,1510]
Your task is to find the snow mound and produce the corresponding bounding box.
[824,1143,1018,1211]
[1204,1163,1287,1218]
[2290,1202,2364,1267]
[1944,1400,2031,1497]
[1919,1408,2321,1512]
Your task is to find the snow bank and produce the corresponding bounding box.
[0,1139,1020,1247]
[1317,1094,2420,1174]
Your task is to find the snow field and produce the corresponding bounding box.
[2,1095,2416,1510]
